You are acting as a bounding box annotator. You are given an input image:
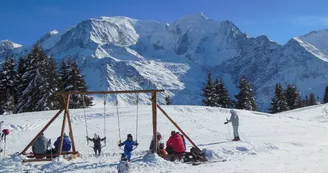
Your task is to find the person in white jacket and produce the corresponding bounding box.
[225,109,240,141]
[117,154,130,173]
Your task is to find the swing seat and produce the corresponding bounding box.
[22,151,80,163]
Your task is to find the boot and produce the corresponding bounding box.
[235,137,240,141]
[232,137,237,141]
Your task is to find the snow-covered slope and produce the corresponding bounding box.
[0,105,328,172]
[2,13,328,110]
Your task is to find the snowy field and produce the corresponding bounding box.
[0,103,328,173]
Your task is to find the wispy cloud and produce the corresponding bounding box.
[296,16,328,26]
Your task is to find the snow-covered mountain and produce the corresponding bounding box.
[2,13,328,110]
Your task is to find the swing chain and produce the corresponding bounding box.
[116,95,122,142]
[103,94,107,146]
[82,95,89,145]
[136,94,139,142]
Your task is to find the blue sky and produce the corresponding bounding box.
[0,0,327,45]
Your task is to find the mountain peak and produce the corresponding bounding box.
[0,40,22,49]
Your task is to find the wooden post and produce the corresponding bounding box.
[66,106,76,152]
[58,94,69,156]
[157,104,201,152]
[21,109,64,155]
[151,92,157,154]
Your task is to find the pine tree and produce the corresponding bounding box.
[59,58,93,108]
[0,55,18,114]
[44,55,60,110]
[235,76,257,111]
[17,45,59,112]
[270,83,289,113]
[214,77,232,108]
[284,84,302,110]
[201,72,215,107]
[165,95,173,105]
[309,93,316,106]
[324,86,328,103]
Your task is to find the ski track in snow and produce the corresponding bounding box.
[0,104,328,172]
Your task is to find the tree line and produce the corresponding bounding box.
[0,45,93,114]
[202,72,326,113]
[270,84,321,113]
[201,72,257,111]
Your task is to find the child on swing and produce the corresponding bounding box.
[118,134,138,161]
[87,133,106,156]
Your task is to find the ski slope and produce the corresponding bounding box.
[0,104,328,173]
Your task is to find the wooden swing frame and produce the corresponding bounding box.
[20,89,202,163]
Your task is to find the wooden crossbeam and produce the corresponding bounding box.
[20,109,64,154]
[57,89,165,95]
[157,104,201,152]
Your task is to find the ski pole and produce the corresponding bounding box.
[227,124,232,139]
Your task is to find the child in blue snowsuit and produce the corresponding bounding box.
[118,134,138,161]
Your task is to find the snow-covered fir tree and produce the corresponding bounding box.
[214,77,232,108]
[284,84,302,110]
[201,72,216,107]
[270,83,289,113]
[324,86,328,103]
[17,45,60,113]
[59,58,93,108]
[0,55,18,114]
[165,95,173,105]
[235,76,257,111]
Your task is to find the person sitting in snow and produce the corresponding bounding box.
[166,131,185,160]
[176,132,186,152]
[87,133,106,156]
[225,109,240,141]
[118,134,138,161]
[117,153,130,173]
[32,133,50,155]
[149,132,162,153]
[54,133,72,153]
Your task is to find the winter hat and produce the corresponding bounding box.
[127,134,133,139]
[230,109,236,114]
[157,132,162,140]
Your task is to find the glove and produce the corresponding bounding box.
[103,137,106,140]
[224,122,228,124]
[134,142,139,146]
[118,141,122,147]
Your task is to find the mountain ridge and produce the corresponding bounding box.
[1,13,328,111]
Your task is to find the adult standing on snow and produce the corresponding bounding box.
[225,109,240,141]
